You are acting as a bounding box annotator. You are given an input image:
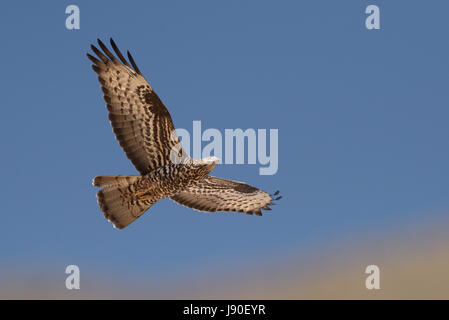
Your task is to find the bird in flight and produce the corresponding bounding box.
[87,38,281,229]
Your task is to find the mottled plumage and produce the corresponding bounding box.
[88,38,281,229]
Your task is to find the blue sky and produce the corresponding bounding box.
[0,1,448,296]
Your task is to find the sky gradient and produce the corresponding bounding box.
[1,1,448,298]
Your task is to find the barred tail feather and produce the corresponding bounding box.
[93,175,152,229]
[92,175,140,188]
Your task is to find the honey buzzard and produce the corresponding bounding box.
[88,38,281,229]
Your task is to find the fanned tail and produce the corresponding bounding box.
[93,175,152,229]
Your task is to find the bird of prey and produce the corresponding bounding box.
[88,38,281,229]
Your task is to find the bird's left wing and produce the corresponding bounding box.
[170,176,281,216]
[87,38,183,175]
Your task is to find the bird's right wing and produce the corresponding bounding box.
[170,176,281,215]
[88,38,184,175]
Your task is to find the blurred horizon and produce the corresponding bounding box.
[2,211,448,299]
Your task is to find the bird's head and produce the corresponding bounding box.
[201,156,220,165]
[192,156,219,175]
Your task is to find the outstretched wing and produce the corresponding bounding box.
[170,176,281,215]
[88,38,182,175]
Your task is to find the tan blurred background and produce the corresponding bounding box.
[2,213,448,299]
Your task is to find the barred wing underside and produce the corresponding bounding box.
[88,38,182,175]
[170,176,280,216]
